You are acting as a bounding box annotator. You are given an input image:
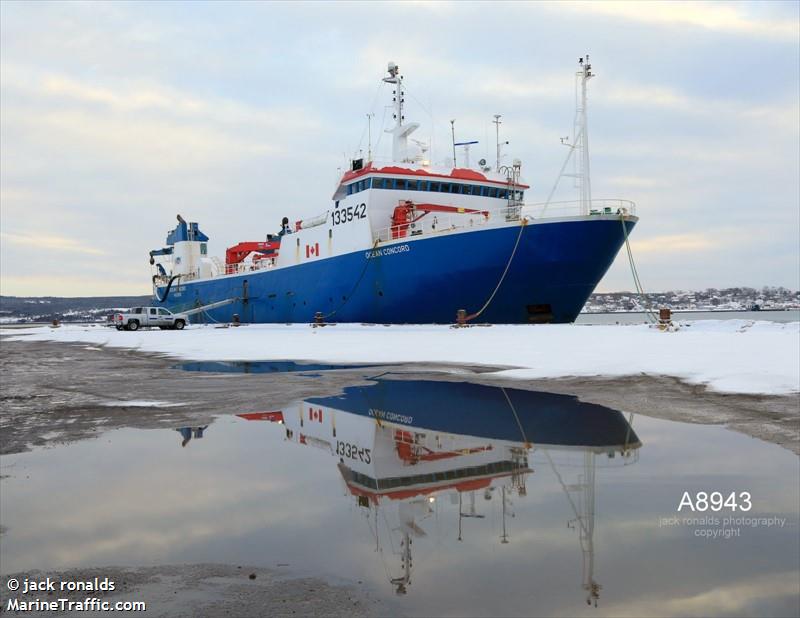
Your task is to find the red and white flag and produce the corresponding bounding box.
[306,243,320,258]
[309,407,323,422]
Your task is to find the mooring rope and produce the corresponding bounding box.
[463,217,528,323]
[619,214,658,323]
[501,386,532,449]
[319,238,381,321]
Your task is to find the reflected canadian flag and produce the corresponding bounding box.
[306,243,320,258]
[309,407,323,422]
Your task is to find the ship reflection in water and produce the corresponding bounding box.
[238,379,641,605]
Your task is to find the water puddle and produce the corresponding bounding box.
[1,378,798,617]
[176,360,381,374]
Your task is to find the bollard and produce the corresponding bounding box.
[456,309,467,326]
[658,307,673,331]
[231,314,240,326]
[313,311,325,327]
[51,319,60,328]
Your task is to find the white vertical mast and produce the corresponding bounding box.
[367,112,374,162]
[580,449,599,606]
[575,55,594,216]
[493,114,502,172]
[383,61,419,163]
[541,55,596,216]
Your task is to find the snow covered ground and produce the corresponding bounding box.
[3,320,798,396]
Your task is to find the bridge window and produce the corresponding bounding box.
[365,177,523,200]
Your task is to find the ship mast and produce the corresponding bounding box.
[390,530,412,595]
[579,450,599,606]
[545,448,601,606]
[542,55,595,216]
[383,61,420,163]
[493,114,502,172]
[574,55,594,216]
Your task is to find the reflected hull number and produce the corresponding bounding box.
[336,440,371,464]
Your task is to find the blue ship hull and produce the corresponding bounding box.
[155,217,635,324]
[309,379,641,449]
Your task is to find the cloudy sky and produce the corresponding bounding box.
[1,1,798,296]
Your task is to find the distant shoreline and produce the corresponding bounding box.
[582,308,798,314]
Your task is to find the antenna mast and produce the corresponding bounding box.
[367,113,374,162]
[450,120,457,167]
[493,114,502,172]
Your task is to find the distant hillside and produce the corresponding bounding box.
[586,287,798,313]
[1,287,797,324]
[0,295,151,323]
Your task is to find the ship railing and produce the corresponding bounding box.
[372,208,496,244]
[224,257,277,275]
[371,199,636,244]
[522,199,637,219]
[152,257,278,283]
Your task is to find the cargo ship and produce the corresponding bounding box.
[150,57,637,324]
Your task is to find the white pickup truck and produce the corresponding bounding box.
[111,307,189,331]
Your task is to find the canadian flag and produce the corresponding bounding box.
[306,243,320,258]
[309,407,323,422]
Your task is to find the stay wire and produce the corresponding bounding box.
[352,80,387,158]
